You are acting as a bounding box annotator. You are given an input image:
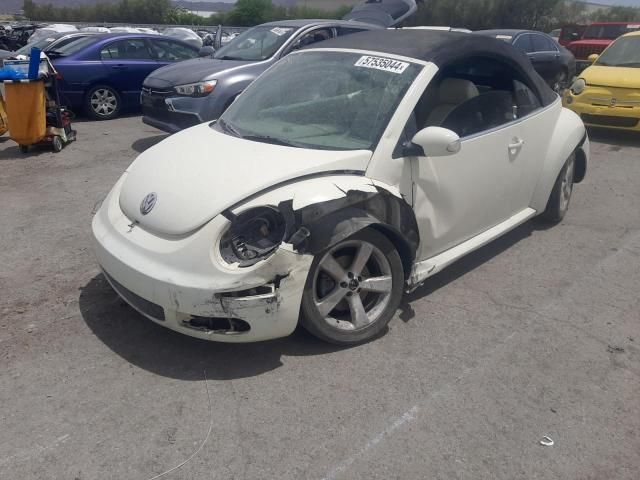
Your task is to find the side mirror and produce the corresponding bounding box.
[411,127,461,157]
[199,46,215,57]
[570,32,579,40]
[588,53,599,64]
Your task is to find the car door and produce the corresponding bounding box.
[99,38,158,105]
[529,34,559,84]
[402,63,530,260]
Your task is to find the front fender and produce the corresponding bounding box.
[227,175,420,267]
[530,107,587,212]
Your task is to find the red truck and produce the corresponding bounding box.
[567,21,640,70]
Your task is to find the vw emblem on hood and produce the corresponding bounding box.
[610,98,617,107]
[140,192,157,215]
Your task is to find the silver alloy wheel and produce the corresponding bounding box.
[312,240,393,331]
[560,159,574,212]
[90,88,117,117]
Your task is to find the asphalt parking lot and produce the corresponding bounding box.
[1,116,639,479]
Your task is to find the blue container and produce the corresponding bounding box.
[28,48,41,79]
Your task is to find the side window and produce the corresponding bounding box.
[336,27,368,36]
[100,39,153,60]
[514,34,533,53]
[532,34,555,52]
[152,39,197,61]
[408,57,542,139]
[288,28,333,52]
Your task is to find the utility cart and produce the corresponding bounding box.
[1,54,76,153]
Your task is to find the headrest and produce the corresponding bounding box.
[438,78,479,104]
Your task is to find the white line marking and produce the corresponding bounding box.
[321,406,419,480]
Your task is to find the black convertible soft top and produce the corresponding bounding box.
[304,29,557,107]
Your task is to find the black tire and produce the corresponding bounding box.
[85,85,121,120]
[540,153,575,224]
[19,144,28,154]
[52,136,63,152]
[300,228,404,345]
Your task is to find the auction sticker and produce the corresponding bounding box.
[354,55,409,74]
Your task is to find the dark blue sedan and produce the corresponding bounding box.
[50,33,200,119]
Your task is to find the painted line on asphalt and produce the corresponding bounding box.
[321,405,419,480]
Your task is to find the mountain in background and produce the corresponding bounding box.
[1,0,236,14]
[2,0,640,16]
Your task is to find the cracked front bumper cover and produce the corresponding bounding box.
[92,176,313,342]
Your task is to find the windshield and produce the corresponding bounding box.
[214,25,297,61]
[583,24,638,40]
[48,35,97,56]
[596,35,640,67]
[16,36,58,55]
[218,51,421,151]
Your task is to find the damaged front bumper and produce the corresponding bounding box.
[92,177,313,342]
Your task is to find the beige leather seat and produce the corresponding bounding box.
[425,78,479,127]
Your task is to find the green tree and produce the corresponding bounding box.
[226,0,274,27]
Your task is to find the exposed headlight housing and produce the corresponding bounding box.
[570,78,586,96]
[174,80,217,97]
[219,206,286,267]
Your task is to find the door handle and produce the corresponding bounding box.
[508,138,525,154]
[111,64,128,69]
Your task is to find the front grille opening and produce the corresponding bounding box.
[182,316,251,334]
[103,270,165,321]
[218,285,275,298]
[581,114,639,128]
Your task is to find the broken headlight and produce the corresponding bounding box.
[219,206,286,267]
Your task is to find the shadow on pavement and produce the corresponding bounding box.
[80,274,348,381]
[398,219,544,321]
[587,127,640,148]
[81,219,546,380]
[131,133,170,153]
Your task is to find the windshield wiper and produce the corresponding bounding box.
[218,118,241,137]
[618,62,640,67]
[241,134,299,148]
[217,55,242,60]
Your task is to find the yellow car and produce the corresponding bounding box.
[564,30,640,131]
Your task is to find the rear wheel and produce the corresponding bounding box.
[540,153,575,223]
[301,229,404,345]
[85,85,121,120]
[19,144,28,154]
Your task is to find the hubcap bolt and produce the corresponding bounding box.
[358,276,362,282]
[348,272,354,279]
[346,291,353,297]
[340,281,347,288]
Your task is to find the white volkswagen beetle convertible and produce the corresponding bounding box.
[93,30,589,344]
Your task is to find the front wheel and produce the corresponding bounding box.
[540,153,575,224]
[85,85,121,120]
[52,136,63,152]
[300,229,404,345]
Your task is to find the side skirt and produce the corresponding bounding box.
[409,208,537,289]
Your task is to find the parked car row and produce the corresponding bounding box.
[563,29,640,132]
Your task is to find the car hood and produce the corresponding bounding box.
[570,39,611,46]
[583,65,640,89]
[144,57,255,88]
[119,123,372,235]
